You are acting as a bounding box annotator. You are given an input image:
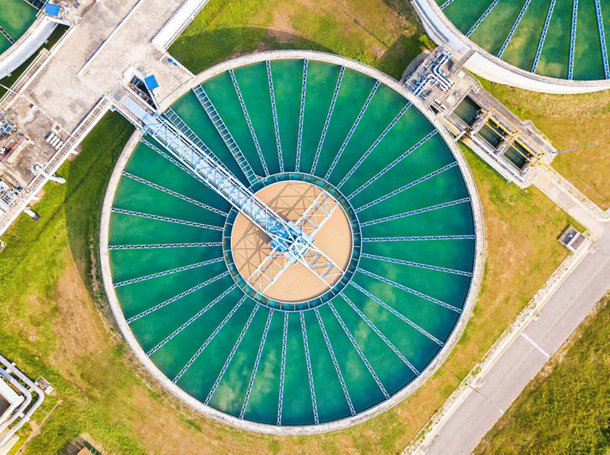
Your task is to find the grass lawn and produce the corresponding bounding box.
[0,108,577,453]
[168,0,434,80]
[475,293,610,454]
[0,2,592,452]
[169,0,610,212]
[478,78,610,210]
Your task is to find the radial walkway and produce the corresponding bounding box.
[22,0,45,10]
[266,60,284,173]
[240,309,274,419]
[116,93,345,294]
[497,0,531,58]
[466,0,501,37]
[325,80,379,180]
[0,26,15,44]
[311,66,345,174]
[337,101,411,190]
[126,270,230,323]
[568,0,579,79]
[146,284,238,356]
[296,59,308,172]
[531,0,557,73]
[594,0,609,78]
[229,69,269,177]
[193,85,258,185]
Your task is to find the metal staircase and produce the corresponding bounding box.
[192,85,258,185]
[115,92,346,295]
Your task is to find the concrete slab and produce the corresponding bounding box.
[533,171,607,239]
[418,227,610,454]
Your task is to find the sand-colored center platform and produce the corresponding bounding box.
[230,180,353,302]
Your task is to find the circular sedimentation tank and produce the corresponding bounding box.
[418,0,610,88]
[0,0,38,55]
[101,52,483,433]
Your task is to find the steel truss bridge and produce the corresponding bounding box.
[116,92,345,296]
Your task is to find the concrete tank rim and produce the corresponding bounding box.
[100,50,485,435]
[411,0,610,94]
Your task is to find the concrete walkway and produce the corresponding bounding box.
[414,226,610,453]
[15,0,193,135]
[408,157,610,454]
[0,17,57,80]
[533,170,608,239]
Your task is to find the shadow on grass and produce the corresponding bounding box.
[63,112,135,309]
[170,27,332,74]
[380,0,419,20]
[171,25,435,80]
[377,34,434,78]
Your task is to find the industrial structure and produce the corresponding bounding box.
[412,0,610,93]
[0,354,48,454]
[0,0,74,80]
[403,48,557,187]
[0,0,605,449]
[101,52,483,433]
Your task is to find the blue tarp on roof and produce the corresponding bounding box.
[144,75,159,92]
[44,4,61,17]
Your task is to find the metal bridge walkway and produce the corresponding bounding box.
[193,85,258,185]
[0,26,15,44]
[118,96,297,247]
[21,0,45,10]
[115,92,346,292]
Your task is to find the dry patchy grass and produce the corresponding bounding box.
[0,125,575,453]
[169,0,434,80]
[478,79,610,209]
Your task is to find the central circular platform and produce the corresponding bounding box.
[231,179,353,304]
[101,51,483,434]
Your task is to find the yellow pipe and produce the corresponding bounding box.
[481,109,540,163]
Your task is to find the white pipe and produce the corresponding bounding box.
[33,164,65,184]
[0,355,44,448]
[0,367,31,434]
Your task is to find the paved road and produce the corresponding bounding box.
[419,227,610,454]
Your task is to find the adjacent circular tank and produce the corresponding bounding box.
[0,0,57,80]
[100,51,483,433]
[0,0,38,55]
[414,0,610,92]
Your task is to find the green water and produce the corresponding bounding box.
[438,0,609,80]
[453,96,480,126]
[0,0,37,54]
[478,123,504,147]
[108,60,478,427]
[503,142,532,170]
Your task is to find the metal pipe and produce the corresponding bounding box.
[0,367,31,433]
[0,355,44,448]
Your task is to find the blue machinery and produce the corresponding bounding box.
[405,50,453,99]
[116,91,345,296]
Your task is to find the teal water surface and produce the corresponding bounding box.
[437,0,609,80]
[107,59,478,428]
[0,0,37,54]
